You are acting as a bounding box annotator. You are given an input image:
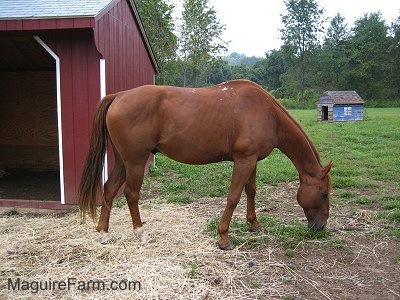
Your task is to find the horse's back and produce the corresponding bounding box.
[106,81,279,164]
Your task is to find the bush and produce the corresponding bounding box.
[277,97,316,109]
[275,89,319,109]
[364,99,400,108]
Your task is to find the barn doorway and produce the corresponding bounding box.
[0,36,61,202]
[322,106,329,121]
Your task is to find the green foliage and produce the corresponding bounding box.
[113,197,127,208]
[179,0,227,87]
[184,261,200,278]
[348,13,392,99]
[280,0,324,107]
[339,191,353,199]
[136,0,400,102]
[225,52,260,66]
[377,195,400,240]
[379,195,400,223]
[135,0,178,85]
[5,208,19,216]
[206,214,330,250]
[147,156,232,204]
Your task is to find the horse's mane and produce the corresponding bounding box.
[232,80,322,167]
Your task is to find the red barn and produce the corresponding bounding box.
[0,0,158,209]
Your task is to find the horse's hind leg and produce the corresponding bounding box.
[245,167,260,232]
[123,161,147,245]
[97,152,126,244]
[217,157,257,250]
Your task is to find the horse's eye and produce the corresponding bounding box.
[321,192,328,201]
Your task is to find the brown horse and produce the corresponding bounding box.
[78,80,332,250]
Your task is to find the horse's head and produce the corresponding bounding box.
[297,162,332,231]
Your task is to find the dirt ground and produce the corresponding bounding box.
[0,171,60,200]
[0,181,399,299]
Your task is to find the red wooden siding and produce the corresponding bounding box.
[93,0,156,190]
[40,30,102,204]
[94,0,155,93]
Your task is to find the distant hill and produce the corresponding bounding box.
[224,52,262,66]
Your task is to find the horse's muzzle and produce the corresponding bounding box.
[308,219,326,231]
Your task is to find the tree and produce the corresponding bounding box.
[203,58,231,85]
[280,0,324,107]
[347,13,391,98]
[135,0,178,85]
[180,0,227,86]
[259,49,287,91]
[320,13,351,89]
[388,15,400,98]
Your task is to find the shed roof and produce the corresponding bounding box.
[0,0,114,19]
[0,0,158,72]
[319,91,364,105]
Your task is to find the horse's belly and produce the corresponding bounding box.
[157,134,232,165]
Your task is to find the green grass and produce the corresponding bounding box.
[377,195,400,239]
[206,214,331,253]
[113,197,127,208]
[183,262,200,279]
[289,108,400,188]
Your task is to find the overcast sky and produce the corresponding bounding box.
[198,0,400,57]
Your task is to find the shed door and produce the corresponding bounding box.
[322,106,329,121]
[0,36,61,202]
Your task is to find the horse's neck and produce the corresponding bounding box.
[276,112,321,179]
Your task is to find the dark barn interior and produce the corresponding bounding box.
[0,36,60,201]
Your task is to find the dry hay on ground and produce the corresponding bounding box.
[0,182,399,299]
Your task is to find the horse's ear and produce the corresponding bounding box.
[322,161,333,176]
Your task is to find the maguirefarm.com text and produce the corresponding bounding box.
[7,277,141,294]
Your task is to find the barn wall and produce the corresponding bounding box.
[333,105,364,122]
[40,30,102,204]
[94,0,156,93]
[0,71,58,170]
[93,0,156,179]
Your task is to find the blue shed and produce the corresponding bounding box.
[317,91,365,122]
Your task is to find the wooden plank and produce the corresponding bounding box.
[0,199,74,210]
[0,71,58,170]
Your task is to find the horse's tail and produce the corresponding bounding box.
[77,94,117,221]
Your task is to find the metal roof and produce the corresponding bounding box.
[319,91,365,105]
[0,0,114,19]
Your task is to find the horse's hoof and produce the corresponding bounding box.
[248,224,261,232]
[218,241,235,250]
[134,227,149,246]
[99,230,111,244]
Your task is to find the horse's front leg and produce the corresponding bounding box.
[245,167,260,232]
[217,158,257,250]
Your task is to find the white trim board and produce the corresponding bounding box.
[34,36,65,204]
[100,59,108,185]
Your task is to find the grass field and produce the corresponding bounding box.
[145,108,400,248]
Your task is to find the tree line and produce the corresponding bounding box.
[136,0,400,106]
